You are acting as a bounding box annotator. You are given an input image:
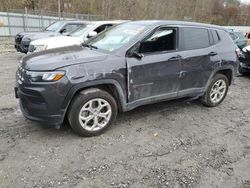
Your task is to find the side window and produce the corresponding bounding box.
[139,27,177,54]
[182,28,210,50]
[63,24,82,33]
[211,30,220,44]
[94,24,113,34]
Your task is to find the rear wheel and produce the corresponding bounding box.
[201,74,229,107]
[67,88,118,137]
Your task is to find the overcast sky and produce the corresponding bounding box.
[241,0,250,4]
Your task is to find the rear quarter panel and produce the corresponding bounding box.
[216,30,238,77]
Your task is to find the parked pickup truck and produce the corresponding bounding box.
[15,20,87,53]
[15,20,239,137]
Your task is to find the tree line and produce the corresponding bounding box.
[0,0,249,26]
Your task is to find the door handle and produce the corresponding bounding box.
[208,52,218,56]
[168,55,182,61]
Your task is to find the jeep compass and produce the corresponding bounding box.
[15,20,239,136]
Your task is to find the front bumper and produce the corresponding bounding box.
[15,76,71,125]
[240,62,250,72]
[15,40,30,54]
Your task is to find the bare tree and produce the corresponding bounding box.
[0,0,249,25]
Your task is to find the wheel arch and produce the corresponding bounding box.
[216,69,233,85]
[62,79,127,120]
[205,67,234,90]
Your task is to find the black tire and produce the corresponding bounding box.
[201,74,229,107]
[67,88,118,137]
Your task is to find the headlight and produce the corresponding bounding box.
[34,45,48,52]
[22,37,31,41]
[26,71,65,82]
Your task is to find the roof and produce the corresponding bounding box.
[90,20,129,25]
[224,26,250,33]
[129,20,224,30]
[56,20,90,24]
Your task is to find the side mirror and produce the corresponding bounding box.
[87,31,97,39]
[132,51,144,59]
[127,50,144,59]
[60,28,66,34]
[127,42,144,59]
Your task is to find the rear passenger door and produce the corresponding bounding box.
[178,27,221,96]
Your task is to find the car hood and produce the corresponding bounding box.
[30,36,81,46]
[22,45,108,71]
[18,31,60,40]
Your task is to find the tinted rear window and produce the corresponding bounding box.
[182,28,210,50]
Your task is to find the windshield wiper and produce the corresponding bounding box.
[81,44,98,49]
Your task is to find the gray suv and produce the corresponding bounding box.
[15,20,87,53]
[15,20,239,136]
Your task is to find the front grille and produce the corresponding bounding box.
[242,50,250,63]
[17,66,26,82]
[15,35,23,44]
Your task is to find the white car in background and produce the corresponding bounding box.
[28,20,127,53]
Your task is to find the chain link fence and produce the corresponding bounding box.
[0,9,104,37]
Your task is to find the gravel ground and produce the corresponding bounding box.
[0,37,15,54]
[0,52,250,188]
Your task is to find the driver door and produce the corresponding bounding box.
[126,27,182,103]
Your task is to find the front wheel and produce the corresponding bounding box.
[201,74,229,107]
[67,88,118,137]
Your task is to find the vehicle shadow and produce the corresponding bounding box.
[236,73,250,78]
[55,97,201,136]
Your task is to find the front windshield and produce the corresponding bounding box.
[45,21,65,32]
[69,24,93,37]
[87,23,148,52]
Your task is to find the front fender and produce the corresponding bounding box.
[61,79,127,114]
